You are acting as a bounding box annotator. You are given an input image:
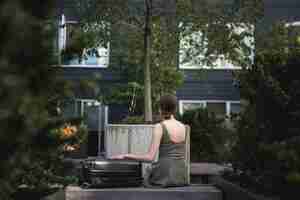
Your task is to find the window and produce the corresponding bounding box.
[58,14,109,68]
[179,100,241,118]
[206,102,226,118]
[230,102,241,115]
[62,99,108,129]
[286,21,300,50]
[179,100,206,114]
[179,28,208,69]
[74,99,101,116]
[179,23,254,69]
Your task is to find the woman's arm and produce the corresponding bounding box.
[110,123,163,162]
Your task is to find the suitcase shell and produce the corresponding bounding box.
[80,159,143,188]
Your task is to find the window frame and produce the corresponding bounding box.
[179,100,241,117]
[285,21,300,50]
[286,21,300,27]
[58,14,110,68]
[178,100,207,114]
[74,99,101,116]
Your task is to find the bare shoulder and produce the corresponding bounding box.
[153,123,163,134]
[175,120,186,128]
[154,123,163,129]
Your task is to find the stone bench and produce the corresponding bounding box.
[190,163,232,184]
[65,185,222,200]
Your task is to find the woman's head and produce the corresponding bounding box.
[159,94,177,119]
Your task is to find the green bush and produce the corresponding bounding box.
[121,115,145,124]
[0,1,87,199]
[229,23,300,198]
[230,105,259,172]
[179,108,235,163]
[230,132,300,196]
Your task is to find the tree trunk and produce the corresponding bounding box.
[144,0,152,122]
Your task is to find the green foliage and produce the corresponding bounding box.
[18,119,88,192]
[121,115,145,124]
[230,135,300,196]
[106,14,184,116]
[49,120,88,150]
[61,22,108,63]
[230,105,259,172]
[230,22,300,197]
[150,17,184,111]
[179,108,235,162]
[176,0,262,69]
[104,82,144,115]
[0,1,87,199]
[68,0,184,119]
[67,0,263,122]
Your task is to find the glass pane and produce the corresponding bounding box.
[62,101,76,118]
[182,102,205,113]
[288,25,300,49]
[231,103,241,115]
[62,23,109,66]
[206,102,226,118]
[84,105,100,131]
[75,100,82,116]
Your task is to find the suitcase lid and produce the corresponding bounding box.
[82,159,142,171]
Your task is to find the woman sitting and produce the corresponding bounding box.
[111,94,188,187]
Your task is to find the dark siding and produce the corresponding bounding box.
[262,6,300,27]
[259,0,300,28]
[176,69,240,101]
[54,67,125,99]
[264,0,300,7]
[108,104,129,124]
[55,0,80,21]
[54,66,129,122]
[55,67,122,81]
[182,70,236,82]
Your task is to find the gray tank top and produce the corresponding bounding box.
[147,122,187,187]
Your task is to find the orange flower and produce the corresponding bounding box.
[60,124,77,140]
[63,144,80,152]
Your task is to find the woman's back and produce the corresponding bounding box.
[111,94,188,187]
[147,119,188,187]
[161,119,186,144]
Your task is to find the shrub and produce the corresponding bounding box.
[229,132,300,197]
[121,115,145,124]
[179,108,235,163]
[0,1,87,199]
[10,118,88,199]
[228,23,300,197]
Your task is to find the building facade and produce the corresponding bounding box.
[54,0,300,155]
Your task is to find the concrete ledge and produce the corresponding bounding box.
[211,176,277,200]
[191,163,230,176]
[190,163,231,184]
[66,185,222,200]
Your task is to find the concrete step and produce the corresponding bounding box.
[65,185,222,200]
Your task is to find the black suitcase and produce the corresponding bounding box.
[80,158,143,188]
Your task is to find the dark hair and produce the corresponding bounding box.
[159,94,177,120]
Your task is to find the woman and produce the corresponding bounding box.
[110,94,188,187]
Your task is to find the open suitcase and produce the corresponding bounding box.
[80,158,143,188]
